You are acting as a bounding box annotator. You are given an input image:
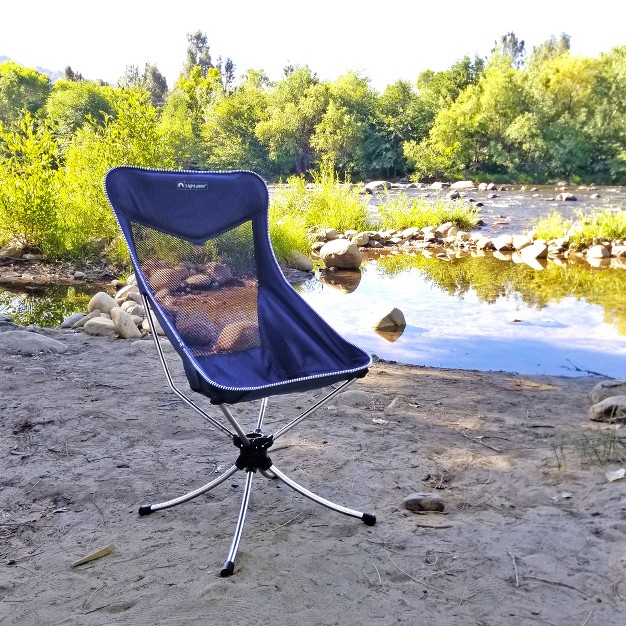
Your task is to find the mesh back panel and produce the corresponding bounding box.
[131,221,260,358]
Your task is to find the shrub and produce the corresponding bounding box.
[376,191,480,231]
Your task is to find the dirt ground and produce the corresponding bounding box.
[1,328,625,625]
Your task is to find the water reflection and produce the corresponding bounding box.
[0,284,94,327]
[297,254,626,378]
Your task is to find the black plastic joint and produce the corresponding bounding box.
[138,504,153,516]
[362,513,377,526]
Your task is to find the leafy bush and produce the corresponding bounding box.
[0,113,62,254]
[376,191,480,231]
[271,168,370,233]
[534,208,626,247]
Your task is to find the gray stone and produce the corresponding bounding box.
[114,284,140,300]
[142,315,165,335]
[60,313,85,329]
[512,235,532,251]
[351,232,370,246]
[121,301,145,317]
[319,239,362,270]
[590,380,626,404]
[72,310,100,329]
[556,193,577,201]
[520,242,549,260]
[588,396,626,423]
[0,243,24,258]
[587,244,611,259]
[492,235,515,252]
[334,389,372,407]
[373,307,406,330]
[450,180,475,190]
[83,317,117,338]
[0,330,69,355]
[403,492,445,512]
[88,291,118,315]
[289,250,314,272]
[73,271,87,280]
[110,307,143,339]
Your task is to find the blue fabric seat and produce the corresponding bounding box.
[105,167,370,405]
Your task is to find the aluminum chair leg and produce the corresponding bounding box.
[138,464,239,516]
[220,470,255,577]
[268,464,376,526]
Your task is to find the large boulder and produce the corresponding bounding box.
[110,307,143,339]
[450,180,475,190]
[590,380,626,404]
[588,396,626,423]
[0,330,69,355]
[88,292,118,315]
[319,239,362,270]
[373,307,406,330]
[83,317,117,337]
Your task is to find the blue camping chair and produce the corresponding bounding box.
[104,167,375,576]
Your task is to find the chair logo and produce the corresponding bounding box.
[177,181,208,191]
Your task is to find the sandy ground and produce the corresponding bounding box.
[1,328,625,625]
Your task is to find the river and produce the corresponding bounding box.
[1,184,625,378]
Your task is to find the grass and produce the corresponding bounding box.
[533,208,626,248]
[376,191,480,232]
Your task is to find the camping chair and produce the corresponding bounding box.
[104,166,375,577]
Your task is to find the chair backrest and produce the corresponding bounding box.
[105,166,370,404]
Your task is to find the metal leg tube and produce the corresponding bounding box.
[268,464,376,525]
[255,397,269,433]
[141,295,234,439]
[138,464,239,516]
[220,470,255,577]
[272,379,356,440]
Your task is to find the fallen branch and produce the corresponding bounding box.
[562,359,613,379]
[507,551,519,588]
[453,428,502,452]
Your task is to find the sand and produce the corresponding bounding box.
[1,328,625,625]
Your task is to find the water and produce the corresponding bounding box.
[1,185,625,377]
[296,255,626,378]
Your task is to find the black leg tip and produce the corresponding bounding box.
[362,513,377,526]
[220,561,235,577]
[138,504,153,516]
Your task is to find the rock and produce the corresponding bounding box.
[289,250,314,272]
[612,245,626,257]
[448,190,461,200]
[142,316,165,336]
[403,492,445,512]
[556,193,577,202]
[83,317,117,338]
[121,301,145,317]
[351,232,370,246]
[373,307,406,330]
[203,262,233,287]
[512,235,532,251]
[588,396,626,423]
[147,266,189,291]
[186,274,214,288]
[73,271,87,280]
[587,244,610,259]
[492,235,515,252]
[0,330,69,355]
[319,228,338,241]
[520,242,549,260]
[110,307,143,339]
[0,243,25,258]
[72,310,100,329]
[213,321,261,352]
[114,284,140,300]
[478,182,489,191]
[590,380,626,404]
[88,291,118,315]
[60,313,85,329]
[176,311,219,346]
[450,180,474,190]
[319,239,362,270]
[360,180,391,194]
[429,181,449,189]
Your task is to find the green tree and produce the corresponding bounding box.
[60,89,175,254]
[183,30,213,78]
[255,66,328,175]
[0,61,51,127]
[119,63,168,107]
[492,32,526,69]
[44,80,115,149]
[202,70,270,171]
[0,113,61,253]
